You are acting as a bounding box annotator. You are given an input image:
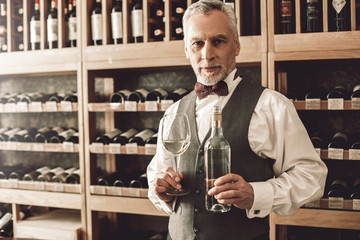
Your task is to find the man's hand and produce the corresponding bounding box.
[153,167,183,203]
[207,173,254,209]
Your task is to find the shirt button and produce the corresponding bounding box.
[194,208,201,213]
[193,227,200,233]
[195,189,201,194]
[196,169,203,174]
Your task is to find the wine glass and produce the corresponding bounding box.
[161,112,191,196]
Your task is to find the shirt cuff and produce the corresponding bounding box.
[246,181,274,218]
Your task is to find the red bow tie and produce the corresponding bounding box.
[194,81,229,100]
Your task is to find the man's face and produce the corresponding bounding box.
[184,10,240,86]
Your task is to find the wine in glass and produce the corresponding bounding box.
[161,112,191,196]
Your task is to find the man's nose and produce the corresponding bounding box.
[201,42,215,61]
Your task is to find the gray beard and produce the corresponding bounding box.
[194,68,228,86]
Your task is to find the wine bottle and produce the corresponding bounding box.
[172,3,186,20]
[95,128,122,144]
[131,0,143,43]
[64,92,78,102]
[280,0,293,34]
[171,22,183,40]
[128,129,155,146]
[91,0,103,45]
[164,88,189,102]
[8,128,38,142]
[351,84,360,99]
[111,0,123,44]
[49,128,77,143]
[51,167,76,183]
[0,212,13,237]
[306,0,319,32]
[0,165,22,179]
[150,3,164,22]
[350,178,360,200]
[20,92,47,103]
[332,0,348,31]
[14,2,23,16]
[97,171,123,186]
[37,167,64,182]
[0,3,6,17]
[64,132,79,143]
[145,88,168,102]
[30,0,41,50]
[22,166,51,181]
[48,92,65,102]
[34,127,65,143]
[305,86,327,100]
[328,132,349,149]
[8,166,34,180]
[127,88,149,102]
[112,128,139,145]
[65,168,80,184]
[204,106,231,213]
[152,25,165,41]
[129,173,148,188]
[0,128,22,142]
[47,0,58,49]
[327,179,349,198]
[145,132,158,145]
[327,85,350,100]
[64,2,70,47]
[69,0,77,47]
[110,89,131,103]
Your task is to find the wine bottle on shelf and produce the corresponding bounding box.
[204,106,231,213]
[110,89,131,103]
[6,93,27,103]
[280,0,293,34]
[131,0,144,43]
[65,168,80,184]
[8,166,34,180]
[350,178,360,200]
[149,3,164,22]
[64,2,70,47]
[51,167,76,183]
[48,92,65,102]
[0,212,13,237]
[0,127,10,136]
[14,2,23,16]
[95,128,122,145]
[129,173,148,188]
[0,128,22,142]
[328,132,349,149]
[164,88,189,102]
[152,25,165,41]
[327,179,349,198]
[30,0,41,50]
[64,92,78,102]
[306,0,319,32]
[20,92,47,103]
[64,132,79,143]
[332,0,348,31]
[34,126,65,143]
[37,167,64,182]
[305,86,327,100]
[69,0,77,47]
[112,128,139,145]
[145,88,168,102]
[47,0,58,49]
[0,3,6,17]
[0,203,11,218]
[49,128,77,143]
[97,171,123,186]
[327,85,350,100]
[111,0,123,44]
[22,166,51,181]
[8,128,38,142]
[172,3,186,20]
[128,128,155,146]
[351,84,360,99]
[127,88,149,102]
[91,0,103,45]
[0,165,22,179]
[145,132,158,145]
[171,22,183,40]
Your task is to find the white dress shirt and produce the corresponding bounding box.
[147,69,328,218]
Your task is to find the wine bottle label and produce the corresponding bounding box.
[69,17,77,40]
[111,12,123,38]
[280,1,292,17]
[91,14,103,41]
[332,0,346,14]
[131,9,143,37]
[30,20,41,43]
[47,18,58,41]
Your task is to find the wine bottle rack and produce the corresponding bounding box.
[87,102,170,112]
[89,143,156,155]
[0,142,79,152]
[0,180,80,194]
[89,185,148,198]
[292,100,360,110]
[0,102,78,112]
[304,198,360,211]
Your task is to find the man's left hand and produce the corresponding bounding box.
[207,173,254,210]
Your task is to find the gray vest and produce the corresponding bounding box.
[168,77,274,240]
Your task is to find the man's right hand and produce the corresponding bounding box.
[153,167,183,203]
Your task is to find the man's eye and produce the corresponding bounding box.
[193,41,203,46]
[214,39,224,45]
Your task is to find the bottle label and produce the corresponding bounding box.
[280,1,292,17]
[111,12,123,39]
[131,9,143,37]
[30,20,41,43]
[47,18,58,41]
[332,0,346,14]
[69,17,77,40]
[91,14,103,41]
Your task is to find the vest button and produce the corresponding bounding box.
[199,149,204,155]
[195,189,201,194]
[194,207,201,213]
[196,168,203,174]
[193,227,200,233]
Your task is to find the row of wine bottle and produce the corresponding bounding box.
[0,165,80,184]
[95,128,157,146]
[110,87,189,103]
[97,170,148,189]
[311,131,360,150]
[0,127,79,143]
[325,178,360,199]
[280,0,355,34]
[286,84,360,101]
[0,92,77,104]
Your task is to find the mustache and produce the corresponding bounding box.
[198,62,221,68]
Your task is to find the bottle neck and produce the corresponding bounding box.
[210,113,223,136]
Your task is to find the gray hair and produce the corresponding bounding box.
[182,0,239,42]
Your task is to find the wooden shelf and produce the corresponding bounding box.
[292,100,357,110]
[0,180,81,194]
[0,188,82,209]
[89,143,156,155]
[88,195,168,217]
[304,198,360,211]
[87,102,169,112]
[0,142,79,152]
[0,102,78,113]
